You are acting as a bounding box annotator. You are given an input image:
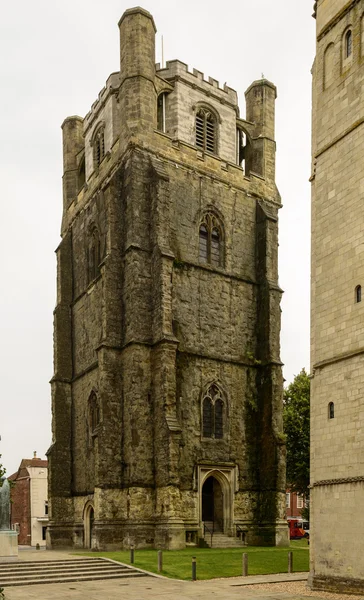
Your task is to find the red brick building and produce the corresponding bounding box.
[286,489,305,519]
[9,454,48,546]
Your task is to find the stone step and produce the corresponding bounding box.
[0,565,130,579]
[0,559,105,572]
[0,558,104,569]
[204,533,247,548]
[0,558,149,587]
[0,571,148,587]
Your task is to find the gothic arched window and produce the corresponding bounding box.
[328,402,335,419]
[199,213,223,267]
[93,125,105,168]
[355,285,361,303]
[88,227,100,283]
[195,107,217,154]
[89,392,100,432]
[345,30,353,58]
[202,384,225,439]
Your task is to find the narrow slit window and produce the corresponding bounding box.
[356,285,361,303]
[157,93,167,132]
[328,402,335,419]
[346,30,353,58]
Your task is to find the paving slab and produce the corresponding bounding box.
[0,551,347,600]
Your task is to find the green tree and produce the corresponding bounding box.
[283,369,310,517]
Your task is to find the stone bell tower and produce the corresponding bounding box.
[311,0,364,593]
[48,6,288,550]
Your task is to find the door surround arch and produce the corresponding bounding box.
[197,464,237,535]
[83,501,95,549]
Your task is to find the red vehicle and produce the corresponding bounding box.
[288,519,309,539]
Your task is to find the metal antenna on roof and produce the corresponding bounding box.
[162,35,165,69]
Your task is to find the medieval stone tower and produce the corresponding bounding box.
[311,0,364,593]
[48,6,287,550]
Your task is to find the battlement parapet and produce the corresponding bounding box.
[84,72,121,131]
[156,60,237,105]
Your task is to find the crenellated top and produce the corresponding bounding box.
[156,60,238,107]
[84,72,121,134]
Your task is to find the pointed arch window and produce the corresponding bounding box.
[196,107,217,154]
[93,125,105,169]
[199,213,223,267]
[328,402,335,419]
[202,384,225,439]
[345,30,353,58]
[88,227,101,283]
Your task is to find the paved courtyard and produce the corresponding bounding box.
[1,550,359,600]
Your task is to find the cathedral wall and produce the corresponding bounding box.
[312,132,364,365]
[311,482,364,590]
[311,357,364,482]
[316,0,350,36]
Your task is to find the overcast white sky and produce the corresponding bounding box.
[0,1,315,476]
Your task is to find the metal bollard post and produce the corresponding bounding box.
[288,551,293,574]
[158,550,163,573]
[242,552,248,576]
[192,556,197,581]
[130,545,135,564]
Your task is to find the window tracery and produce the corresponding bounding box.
[199,213,223,267]
[202,384,225,439]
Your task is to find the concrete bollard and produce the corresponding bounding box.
[130,545,135,564]
[288,551,293,574]
[242,553,248,576]
[192,556,197,581]
[158,550,163,573]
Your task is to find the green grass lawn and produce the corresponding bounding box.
[83,541,309,581]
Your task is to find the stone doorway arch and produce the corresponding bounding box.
[202,475,224,531]
[199,467,235,535]
[84,502,94,549]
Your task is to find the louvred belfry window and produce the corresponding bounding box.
[93,126,105,168]
[199,213,223,267]
[196,108,217,153]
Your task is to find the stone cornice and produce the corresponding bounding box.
[312,475,364,487]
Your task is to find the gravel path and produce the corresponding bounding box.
[242,581,364,599]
